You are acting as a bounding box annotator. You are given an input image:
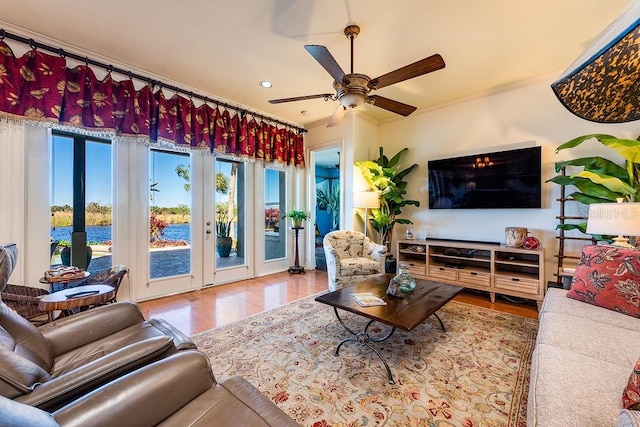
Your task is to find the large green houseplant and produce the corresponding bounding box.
[547,133,640,236]
[355,147,420,251]
[316,188,340,230]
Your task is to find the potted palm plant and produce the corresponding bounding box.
[215,203,233,257]
[283,209,309,228]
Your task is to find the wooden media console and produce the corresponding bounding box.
[396,239,545,309]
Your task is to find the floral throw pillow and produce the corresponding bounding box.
[623,358,640,410]
[566,245,640,318]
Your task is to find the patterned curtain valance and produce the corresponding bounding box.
[0,40,305,167]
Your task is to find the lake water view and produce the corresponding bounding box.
[50,223,191,244]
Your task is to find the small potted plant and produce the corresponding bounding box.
[283,209,309,228]
[215,203,234,257]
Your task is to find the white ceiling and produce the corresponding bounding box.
[0,0,632,128]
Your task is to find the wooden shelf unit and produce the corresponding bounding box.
[397,239,545,309]
[553,166,595,286]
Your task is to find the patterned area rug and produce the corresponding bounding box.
[192,295,538,426]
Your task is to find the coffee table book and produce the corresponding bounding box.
[350,293,387,307]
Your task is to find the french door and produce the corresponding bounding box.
[201,157,253,285]
[254,162,299,276]
[142,149,254,299]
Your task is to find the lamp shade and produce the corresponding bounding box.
[586,203,640,245]
[551,1,640,123]
[353,191,379,209]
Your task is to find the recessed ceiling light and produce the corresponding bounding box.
[300,110,310,116]
[259,80,273,88]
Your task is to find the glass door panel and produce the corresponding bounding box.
[214,159,245,268]
[264,168,286,261]
[50,133,112,274]
[149,149,191,279]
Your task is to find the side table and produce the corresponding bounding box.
[38,284,116,320]
[288,226,305,274]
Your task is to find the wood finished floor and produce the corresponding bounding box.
[137,270,539,337]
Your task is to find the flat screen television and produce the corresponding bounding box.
[428,146,541,209]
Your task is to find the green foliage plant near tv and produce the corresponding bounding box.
[355,147,419,250]
[547,134,640,234]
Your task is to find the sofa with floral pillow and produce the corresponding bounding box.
[528,244,640,427]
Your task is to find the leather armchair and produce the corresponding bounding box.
[0,243,195,410]
[0,350,300,427]
[323,230,387,291]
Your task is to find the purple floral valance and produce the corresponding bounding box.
[0,41,305,166]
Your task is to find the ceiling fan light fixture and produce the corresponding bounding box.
[339,92,366,108]
[268,23,444,126]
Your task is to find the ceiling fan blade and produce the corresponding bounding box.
[370,54,445,90]
[368,95,417,116]
[269,93,333,104]
[327,105,346,127]
[304,45,346,83]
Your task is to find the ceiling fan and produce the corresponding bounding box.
[269,24,445,127]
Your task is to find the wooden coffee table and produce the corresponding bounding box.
[38,284,116,320]
[315,274,463,384]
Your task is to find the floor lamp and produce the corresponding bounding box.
[353,191,380,238]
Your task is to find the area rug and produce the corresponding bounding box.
[192,295,538,426]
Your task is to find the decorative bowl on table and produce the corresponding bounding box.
[44,266,87,283]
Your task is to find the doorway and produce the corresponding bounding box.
[312,147,341,271]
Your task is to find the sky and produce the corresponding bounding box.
[149,149,192,207]
[51,135,278,208]
[51,136,114,206]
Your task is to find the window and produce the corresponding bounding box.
[264,168,286,261]
[50,132,112,274]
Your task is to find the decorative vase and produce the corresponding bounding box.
[387,265,416,297]
[505,227,528,247]
[405,225,414,240]
[216,236,233,257]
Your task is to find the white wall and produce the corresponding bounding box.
[376,73,640,282]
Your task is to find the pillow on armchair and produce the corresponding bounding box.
[567,245,640,318]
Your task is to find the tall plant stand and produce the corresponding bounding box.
[288,227,305,274]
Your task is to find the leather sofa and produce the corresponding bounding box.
[0,349,300,426]
[0,243,195,410]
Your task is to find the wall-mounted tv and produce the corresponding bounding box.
[428,146,542,209]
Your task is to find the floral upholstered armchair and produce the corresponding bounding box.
[323,230,387,291]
